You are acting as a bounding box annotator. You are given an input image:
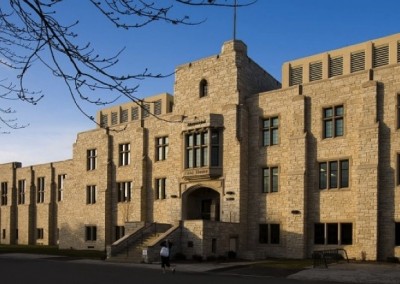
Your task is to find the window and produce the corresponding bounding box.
[329,56,343,77]
[85,226,97,241]
[87,149,97,171]
[309,61,322,81]
[397,94,400,129]
[199,79,208,97]
[2,229,6,239]
[259,224,280,244]
[131,107,139,120]
[115,226,125,240]
[58,174,66,202]
[323,105,344,138]
[262,117,279,146]
[1,182,7,206]
[262,167,279,193]
[289,66,303,86]
[86,185,97,204]
[37,177,45,203]
[185,129,221,169]
[398,153,400,186]
[154,100,162,115]
[142,103,150,118]
[155,178,166,200]
[211,238,217,253]
[119,143,130,166]
[117,182,131,202]
[314,223,353,245]
[111,111,118,125]
[156,136,169,161]
[351,51,365,73]
[319,159,349,189]
[120,108,128,123]
[37,228,44,239]
[100,114,108,128]
[395,222,400,246]
[18,179,26,205]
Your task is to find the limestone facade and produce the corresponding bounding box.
[1,33,400,261]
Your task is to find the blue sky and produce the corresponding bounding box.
[1,0,399,166]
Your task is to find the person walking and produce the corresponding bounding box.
[160,239,175,274]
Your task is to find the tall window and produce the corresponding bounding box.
[18,179,26,205]
[58,174,66,202]
[87,149,97,171]
[259,224,280,244]
[199,79,208,97]
[100,114,108,128]
[397,94,400,129]
[396,222,400,246]
[323,105,344,138]
[319,159,349,189]
[262,167,279,193]
[155,178,166,200]
[37,177,45,203]
[314,223,353,245]
[262,117,279,146]
[117,182,131,202]
[154,100,162,115]
[120,108,128,123]
[0,182,7,206]
[131,107,139,120]
[85,226,97,241]
[86,185,97,204]
[119,143,130,166]
[111,111,118,125]
[37,228,44,240]
[156,136,169,161]
[185,129,221,169]
[115,226,125,240]
[142,103,150,118]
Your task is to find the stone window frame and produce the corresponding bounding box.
[318,159,349,190]
[117,181,132,202]
[262,116,279,147]
[37,177,45,204]
[322,105,344,139]
[258,223,280,244]
[262,166,279,193]
[36,228,44,240]
[86,185,97,204]
[18,179,26,205]
[118,143,131,167]
[155,178,166,200]
[57,174,66,202]
[199,79,208,98]
[87,149,97,171]
[85,225,97,241]
[0,182,7,206]
[314,222,353,245]
[155,136,169,162]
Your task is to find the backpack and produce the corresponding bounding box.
[160,246,169,257]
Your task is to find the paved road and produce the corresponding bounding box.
[0,254,341,284]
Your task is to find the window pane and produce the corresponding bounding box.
[324,108,333,118]
[262,168,269,193]
[314,223,325,244]
[341,223,353,245]
[211,131,219,144]
[327,223,338,244]
[340,160,349,188]
[203,132,208,144]
[335,118,343,136]
[329,161,338,188]
[195,133,201,146]
[211,146,219,167]
[324,120,333,138]
[396,223,400,246]
[319,163,327,189]
[259,224,268,243]
[195,148,201,167]
[263,119,270,128]
[202,148,209,166]
[270,224,280,244]
[187,149,193,168]
[263,130,270,146]
[271,128,279,145]
[335,106,343,116]
[272,167,279,192]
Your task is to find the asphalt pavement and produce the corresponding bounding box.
[1,253,400,284]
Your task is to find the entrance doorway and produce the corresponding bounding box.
[183,187,220,221]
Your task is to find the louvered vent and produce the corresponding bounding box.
[309,61,322,81]
[397,41,400,63]
[373,45,389,68]
[289,66,303,86]
[351,51,365,73]
[329,56,343,77]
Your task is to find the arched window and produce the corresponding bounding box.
[199,79,208,98]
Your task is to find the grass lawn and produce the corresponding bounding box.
[0,245,106,259]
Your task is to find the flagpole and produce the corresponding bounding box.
[233,0,237,40]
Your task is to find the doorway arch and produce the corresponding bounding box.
[182,186,220,221]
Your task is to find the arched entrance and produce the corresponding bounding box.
[182,187,220,221]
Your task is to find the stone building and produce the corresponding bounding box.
[1,33,400,262]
